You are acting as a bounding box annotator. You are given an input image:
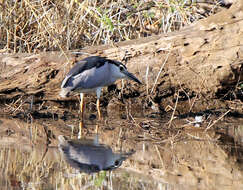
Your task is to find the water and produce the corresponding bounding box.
[0,114,242,190]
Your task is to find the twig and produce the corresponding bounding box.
[167,92,179,128]
[205,110,230,131]
[150,50,171,94]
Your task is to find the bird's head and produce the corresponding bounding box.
[111,61,142,84]
[103,150,135,171]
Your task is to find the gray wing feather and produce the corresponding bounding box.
[61,60,86,88]
[61,56,117,93]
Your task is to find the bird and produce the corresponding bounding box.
[60,56,142,120]
[58,135,134,174]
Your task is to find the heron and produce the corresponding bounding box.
[60,56,142,120]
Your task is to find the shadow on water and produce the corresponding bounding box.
[0,114,243,190]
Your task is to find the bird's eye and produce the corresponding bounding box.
[114,160,120,166]
[119,66,124,71]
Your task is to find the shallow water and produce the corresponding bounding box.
[0,114,243,190]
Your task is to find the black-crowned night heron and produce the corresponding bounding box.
[60,56,142,120]
[58,135,134,173]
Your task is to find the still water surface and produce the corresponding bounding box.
[0,115,242,190]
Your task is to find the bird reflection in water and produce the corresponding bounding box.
[58,134,134,174]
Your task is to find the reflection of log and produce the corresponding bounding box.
[0,2,242,103]
[97,123,243,190]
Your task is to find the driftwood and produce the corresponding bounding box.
[0,2,242,109]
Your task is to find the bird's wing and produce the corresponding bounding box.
[61,60,87,88]
[61,56,110,89]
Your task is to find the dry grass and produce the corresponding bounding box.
[0,0,221,53]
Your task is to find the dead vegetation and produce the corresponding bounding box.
[0,0,226,53]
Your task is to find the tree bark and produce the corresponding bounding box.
[0,1,242,105]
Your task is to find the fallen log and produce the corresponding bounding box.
[0,1,242,113]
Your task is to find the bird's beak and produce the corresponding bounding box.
[123,70,142,84]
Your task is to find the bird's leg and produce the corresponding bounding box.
[95,124,99,136]
[78,121,83,139]
[78,93,85,139]
[80,93,84,120]
[96,87,102,121]
[96,98,101,120]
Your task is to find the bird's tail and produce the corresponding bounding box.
[59,88,70,98]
